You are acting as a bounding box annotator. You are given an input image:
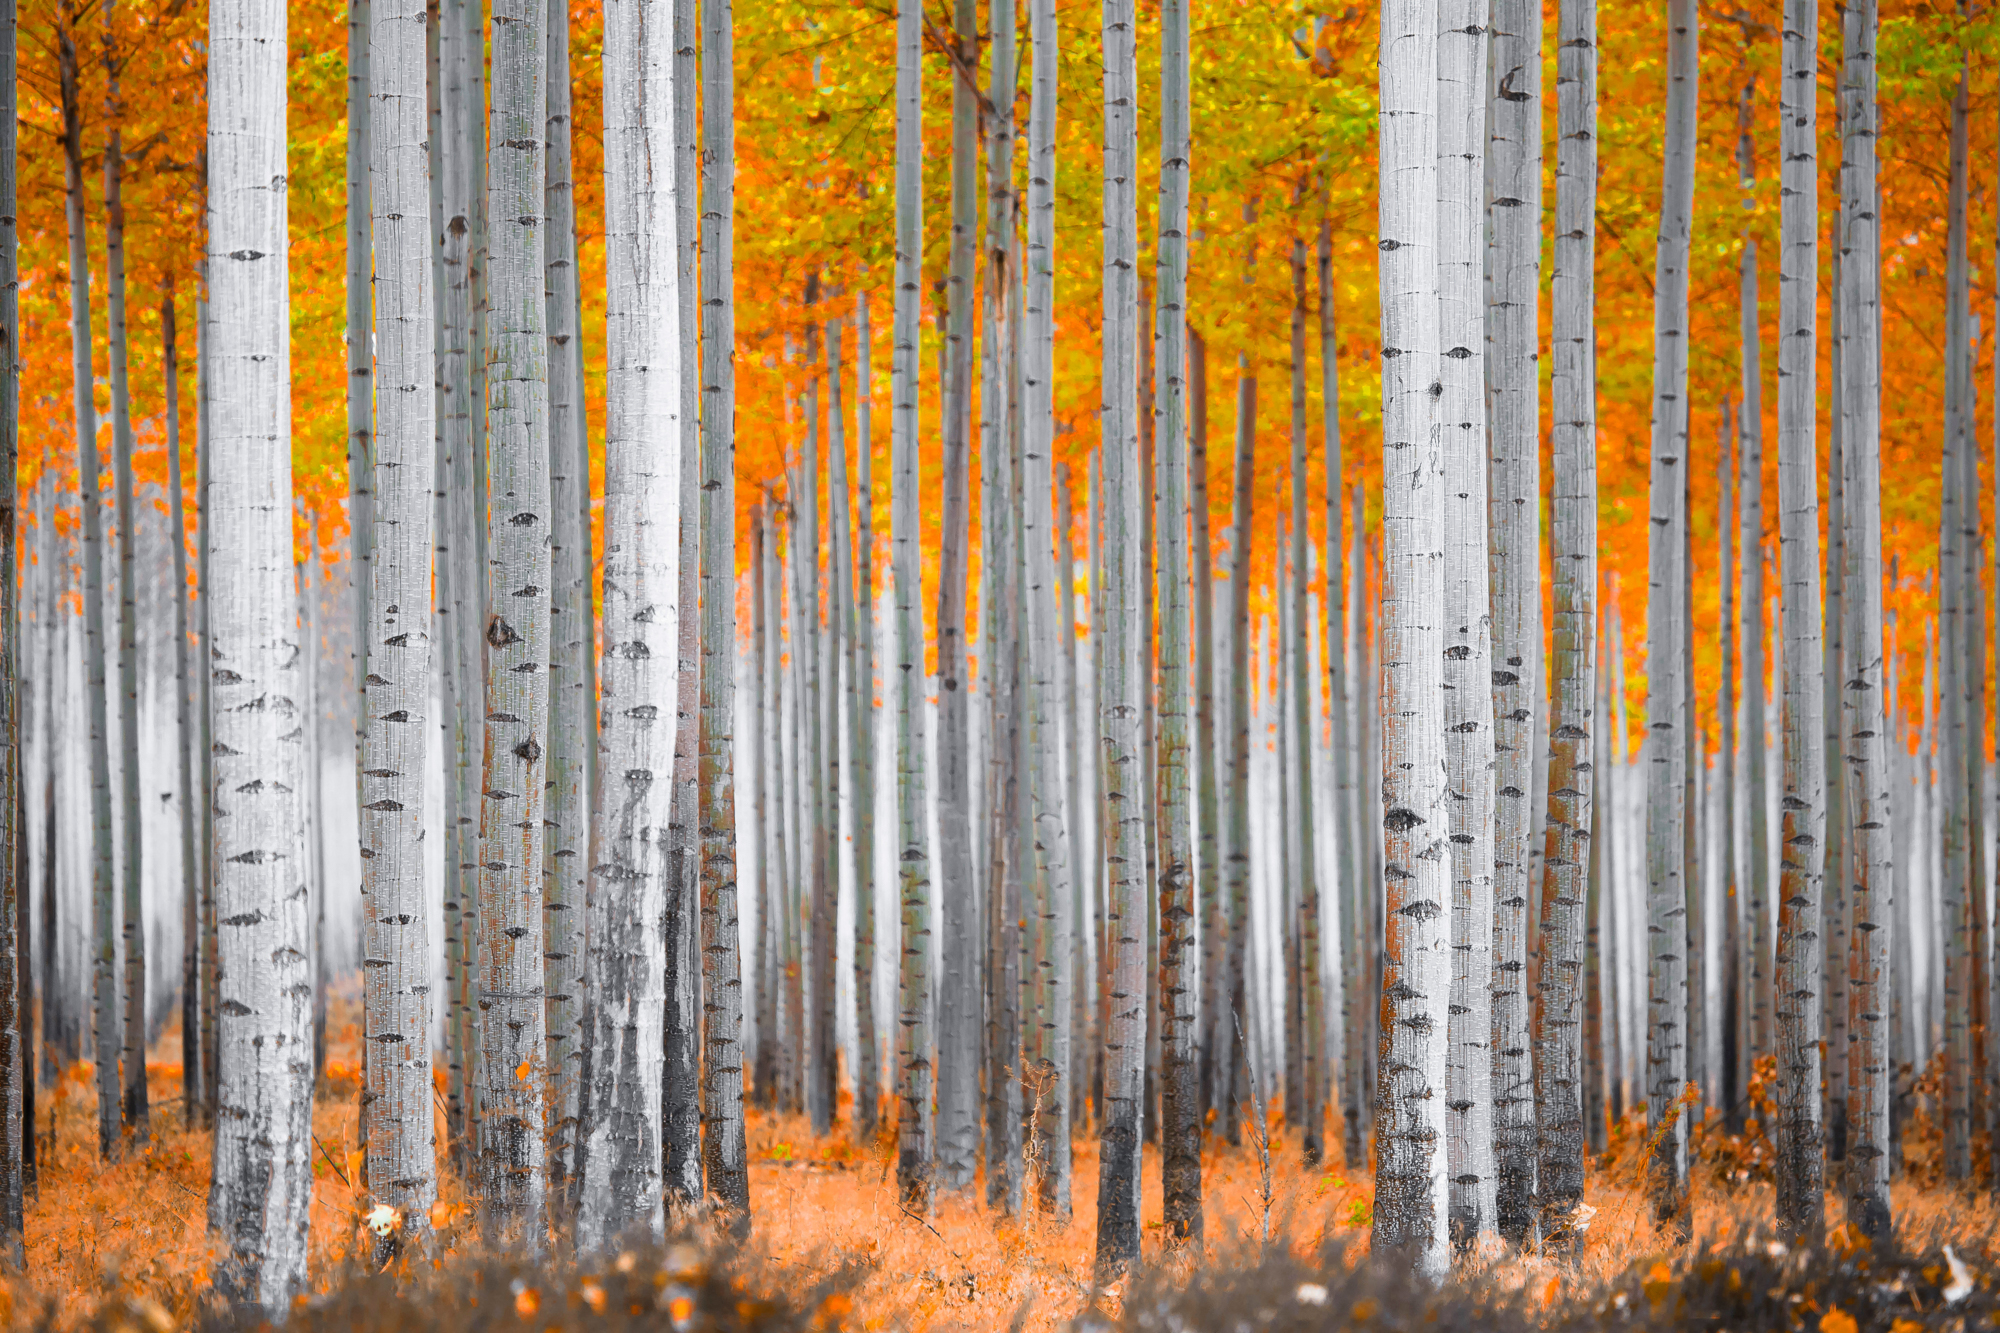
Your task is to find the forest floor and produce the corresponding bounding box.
[6,993,1999,1331]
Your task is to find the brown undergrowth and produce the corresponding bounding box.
[6,1004,2000,1332]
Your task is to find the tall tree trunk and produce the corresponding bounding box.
[1191,326,1225,1136]
[101,15,149,1146]
[1060,466,1088,1139]
[1220,244,1257,1147]
[1093,0,1143,1274]
[1486,0,1540,1246]
[1718,402,1740,1127]
[1535,0,1594,1236]
[1371,0,1449,1277]
[1823,252,1847,1166]
[542,0,590,1208]
[196,267,218,1129]
[205,0,318,1290]
[1739,231,1770,1074]
[1683,462,1702,1106]
[1940,58,1971,1182]
[1441,0,1494,1247]
[1644,0,1696,1237]
[167,292,202,1124]
[663,0,704,1200]
[828,314,857,1147]
[933,0,980,1196]
[891,0,933,1210]
[59,9,120,1164]
[578,0,675,1246]
[1585,599,1609,1153]
[1773,0,1825,1242]
[1837,0,1887,1238]
[698,0,746,1223]
[852,291,878,1144]
[360,0,439,1241]
[1153,0,1197,1237]
[0,0,19,1243]
[750,506,778,1109]
[346,0,373,1013]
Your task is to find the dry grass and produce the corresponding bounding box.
[4,1002,1998,1332]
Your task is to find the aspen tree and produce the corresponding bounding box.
[663,0,704,1199]
[827,315,856,1150]
[58,7,119,1163]
[1586,605,1610,1153]
[358,0,439,1238]
[1220,237,1257,1146]
[749,505,778,1108]
[197,269,219,1128]
[1737,77,1771,1072]
[347,0,372,914]
[0,0,18,1248]
[1094,0,1144,1273]
[543,0,590,1203]
[101,14,149,1144]
[167,293,202,1119]
[1438,0,1494,1246]
[206,0,318,1288]
[1372,0,1450,1278]
[891,0,934,1211]
[1190,328,1225,1131]
[698,0,747,1224]
[1718,405,1740,1124]
[933,0,980,1195]
[1059,466,1088,1136]
[1535,0,1594,1237]
[1154,0,1198,1235]
[1837,0,1887,1239]
[1772,0,1825,1242]
[1823,266,1847,1166]
[1644,0,1697,1236]
[851,292,878,1144]
[1486,0,1538,1241]
[1939,61,1970,1180]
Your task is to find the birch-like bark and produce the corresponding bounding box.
[1153,0,1198,1241]
[698,0,746,1223]
[663,0,704,1199]
[102,25,150,1144]
[1190,328,1225,1133]
[828,316,857,1151]
[543,0,590,1205]
[1059,466,1088,1137]
[359,0,438,1237]
[1534,0,1594,1233]
[1486,0,1538,1242]
[0,0,19,1245]
[346,0,373,920]
[168,293,203,1121]
[1219,221,1256,1146]
[578,0,676,1247]
[197,276,218,1127]
[475,0,552,1240]
[1439,0,1494,1247]
[1025,10,1071,1204]
[1644,0,1696,1235]
[933,0,980,1195]
[1822,268,1847,1165]
[1093,0,1144,1273]
[1718,405,1740,1125]
[851,292,878,1143]
[59,11,119,1164]
[1586,605,1609,1153]
[1371,0,1449,1278]
[1739,230,1770,1070]
[749,507,777,1107]
[1837,0,1887,1238]
[206,0,317,1290]
[1940,63,1971,1183]
[1773,0,1825,1242]
[891,0,933,1210]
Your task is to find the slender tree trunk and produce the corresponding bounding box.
[578,0,676,1246]
[1486,0,1540,1246]
[542,0,590,1208]
[1740,232,1770,1074]
[1823,255,1847,1166]
[1940,59,1971,1181]
[1059,466,1088,1139]
[196,268,218,1130]
[1837,0,1887,1237]
[1586,600,1609,1153]
[359,0,439,1240]
[1093,0,1143,1273]
[0,0,19,1245]
[100,18,150,1145]
[933,0,980,1196]
[750,507,778,1108]
[828,315,857,1146]
[1372,0,1449,1277]
[167,293,202,1125]
[1534,0,1594,1236]
[346,0,374,1035]
[1440,0,1494,1246]
[1684,463,1702,1106]
[1644,0,1697,1236]
[891,0,933,1209]
[306,532,327,1077]
[1773,0,1825,1242]
[1718,402,1740,1128]
[60,10,121,1164]
[663,0,704,1200]
[852,291,878,1144]
[205,0,317,1290]
[1153,0,1197,1235]
[698,0,746,1222]
[1190,327,1225,1136]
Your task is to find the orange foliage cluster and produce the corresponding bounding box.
[13,0,2000,744]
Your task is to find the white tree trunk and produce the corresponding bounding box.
[1739,235,1769,1071]
[205,0,316,1291]
[1438,0,1494,1249]
[1485,0,1538,1244]
[1837,0,1888,1240]
[1643,0,1696,1237]
[851,292,879,1144]
[359,0,438,1239]
[578,0,678,1249]
[0,0,20,1246]
[1773,0,1825,1240]
[1371,0,1449,1278]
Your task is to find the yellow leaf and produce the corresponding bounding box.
[1540,1276,1561,1307]
[1820,1307,1858,1333]
[516,1287,542,1317]
[516,1059,532,1081]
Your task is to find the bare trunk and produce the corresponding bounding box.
[167,293,203,1123]
[852,292,879,1143]
[1718,403,1740,1127]
[1739,230,1770,1073]
[0,0,19,1243]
